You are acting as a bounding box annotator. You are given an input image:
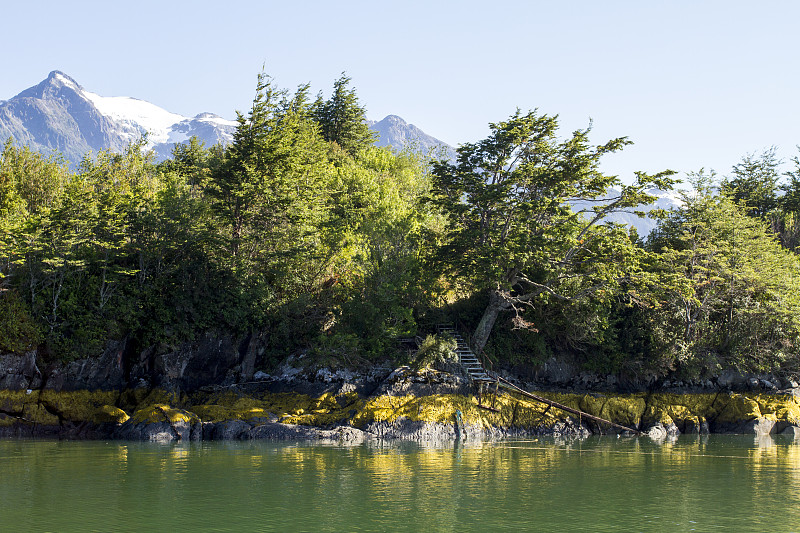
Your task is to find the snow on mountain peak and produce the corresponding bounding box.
[82,90,188,145]
[36,71,238,149]
[51,71,82,92]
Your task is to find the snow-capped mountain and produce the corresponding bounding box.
[0,71,455,168]
[0,71,237,165]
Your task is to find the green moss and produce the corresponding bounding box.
[185,391,366,426]
[0,413,16,427]
[579,394,607,418]
[601,396,647,427]
[23,403,60,425]
[135,389,182,409]
[0,389,39,413]
[640,393,719,427]
[191,403,271,423]
[345,393,564,431]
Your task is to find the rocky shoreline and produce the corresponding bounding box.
[3,336,800,443]
[2,366,800,443]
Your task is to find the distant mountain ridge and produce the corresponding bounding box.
[369,115,456,160]
[0,71,454,167]
[0,71,237,165]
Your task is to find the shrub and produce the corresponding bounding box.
[412,334,458,371]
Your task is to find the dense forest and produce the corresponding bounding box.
[2,72,800,382]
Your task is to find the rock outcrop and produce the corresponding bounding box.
[3,372,800,442]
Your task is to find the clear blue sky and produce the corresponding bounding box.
[3,1,799,183]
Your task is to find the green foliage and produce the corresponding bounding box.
[411,334,457,370]
[206,73,332,312]
[4,70,800,382]
[429,109,677,352]
[646,171,800,375]
[312,73,377,157]
[721,148,780,219]
[316,146,441,359]
[0,290,41,353]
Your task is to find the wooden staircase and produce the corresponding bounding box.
[435,323,641,435]
[437,324,494,384]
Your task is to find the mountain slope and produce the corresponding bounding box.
[0,72,456,168]
[0,71,128,162]
[370,114,455,159]
[0,71,237,165]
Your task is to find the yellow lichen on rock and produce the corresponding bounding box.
[187,391,365,427]
[350,395,409,425]
[132,404,199,425]
[0,389,40,414]
[642,393,719,427]
[282,393,364,427]
[345,392,570,431]
[578,394,607,419]
[38,390,120,423]
[22,403,60,425]
[190,404,232,422]
[600,396,647,428]
[134,389,182,409]
[754,394,800,425]
[715,393,762,423]
[94,405,130,424]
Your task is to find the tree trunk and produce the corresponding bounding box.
[472,289,507,354]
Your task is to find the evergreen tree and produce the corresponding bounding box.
[647,171,800,373]
[205,72,331,314]
[312,73,377,157]
[721,148,780,219]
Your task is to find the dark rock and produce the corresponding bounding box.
[209,419,252,440]
[715,417,776,435]
[682,418,710,435]
[0,351,42,389]
[238,332,265,382]
[363,418,457,442]
[717,369,748,389]
[46,340,126,391]
[248,422,328,440]
[780,425,800,438]
[536,357,576,385]
[142,334,242,391]
[113,421,177,442]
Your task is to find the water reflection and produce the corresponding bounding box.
[2,437,800,531]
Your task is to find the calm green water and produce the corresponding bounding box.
[2,435,800,532]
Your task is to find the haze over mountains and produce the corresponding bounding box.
[0,71,454,167]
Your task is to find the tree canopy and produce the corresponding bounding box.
[1,71,800,384]
[429,109,677,352]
